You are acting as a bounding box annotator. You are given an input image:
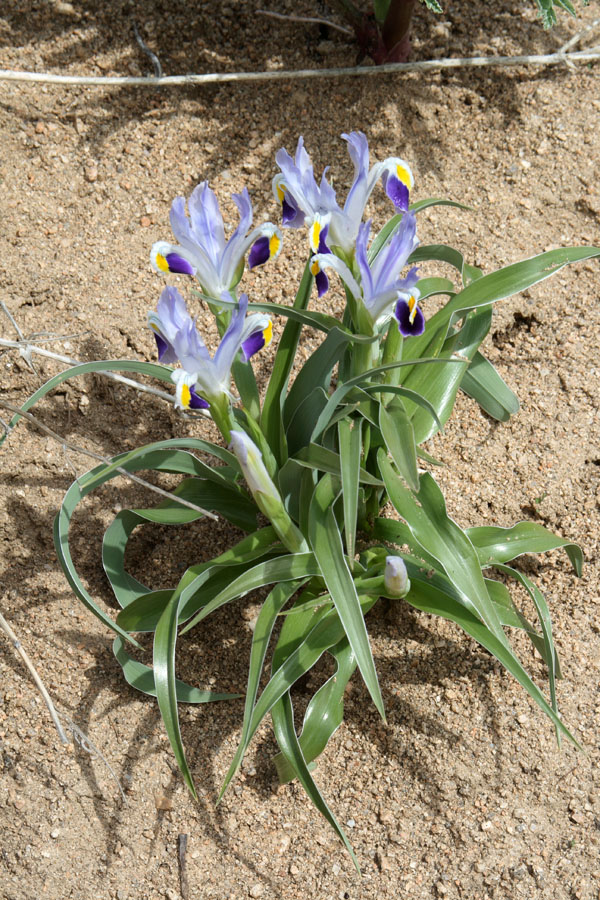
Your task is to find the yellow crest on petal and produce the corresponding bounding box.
[269,233,280,258]
[276,183,286,204]
[309,221,321,253]
[180,383,192,408]
[408,295,418,324]
[396,163,413,189]
[155,252,170,273]
[310,259,320,276]
[263,320,273,346]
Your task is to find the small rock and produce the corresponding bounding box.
[50,828,60,839]
[35,121,46,134]
[289,864,299,876]
[84,165,98,183]
[332,863,341,876]
[140,216,152,227]
[55,0,76,14]
[248,885,264,898]
[154,793,174,811]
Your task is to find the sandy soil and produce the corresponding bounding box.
[1,2,600,899]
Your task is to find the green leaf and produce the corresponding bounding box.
[404,307,493,444]
[261,258,314,464]
[0,358,177,448]
[369,206,472,265]
[404,561,578,747]
[493,564,562,742]
[337,418,362,561]
[373,0,391,23]
[248,301,346,334]
[310,356,463,444]
[273,638,356,783]
[378,460,509,647]
[270,691,359,871]
[379,401,419,492]
[180,553,320,634]
[231,356,260,421]
[220,590,378,799]
[218,580,305,800]
[466,521,582,576]
[112,635,241,703]
[308,474,385,719]
[408,243,483,286]
[285,387,329,457]
[154,586,197,797]
[292,442,383,486]
[283,327,357,430]
[445,246,600,324]
[460,351,520,422]
[114,527,282,632]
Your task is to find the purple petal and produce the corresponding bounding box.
[316,268,329,298]
[317,223,330,255]
[189,386,210,410]
[394,298,425,337]
[165,252,195,276]
[153,331,175,363]
[282,195,302,226]
[384,174,410,212]
[248,235,270,269]
[241,328,267,361]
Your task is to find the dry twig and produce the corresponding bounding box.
[0,47,598,88]
[0,610,69,743]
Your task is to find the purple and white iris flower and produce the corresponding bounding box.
[148,286,272,409]
[310,211,423,333]
[151,182,282,299]
[273,132,414,259]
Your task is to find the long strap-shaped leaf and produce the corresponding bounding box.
[154,582,199,797]
[308,473,385,719]
[1,358,175,448]
[261,258,313,464]
[378,458,509,649]
[110,525,280,625]
[493,564,562,744]
[337,418,362,561]
[466,521,583,575]
[54,442,244,643]
[273,637,356,784]
[218,580,306,800]
[460,351,520,422]
[271,690,359,872]
[112,635,241,703]
[404,562,578,747]
[310,356,464,444]
[180,553,320,634]
[219,592,379,800]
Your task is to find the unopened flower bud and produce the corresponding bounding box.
[229,430,308,554]
[384,556,410,598]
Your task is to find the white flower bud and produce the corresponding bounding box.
[384,556,410,598]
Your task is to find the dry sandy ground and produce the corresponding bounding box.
[1,1,600,899]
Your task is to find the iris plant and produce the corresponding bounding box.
[43,130,596,870]
[151,182,282,300]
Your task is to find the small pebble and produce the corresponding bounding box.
[50,828,60,839]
